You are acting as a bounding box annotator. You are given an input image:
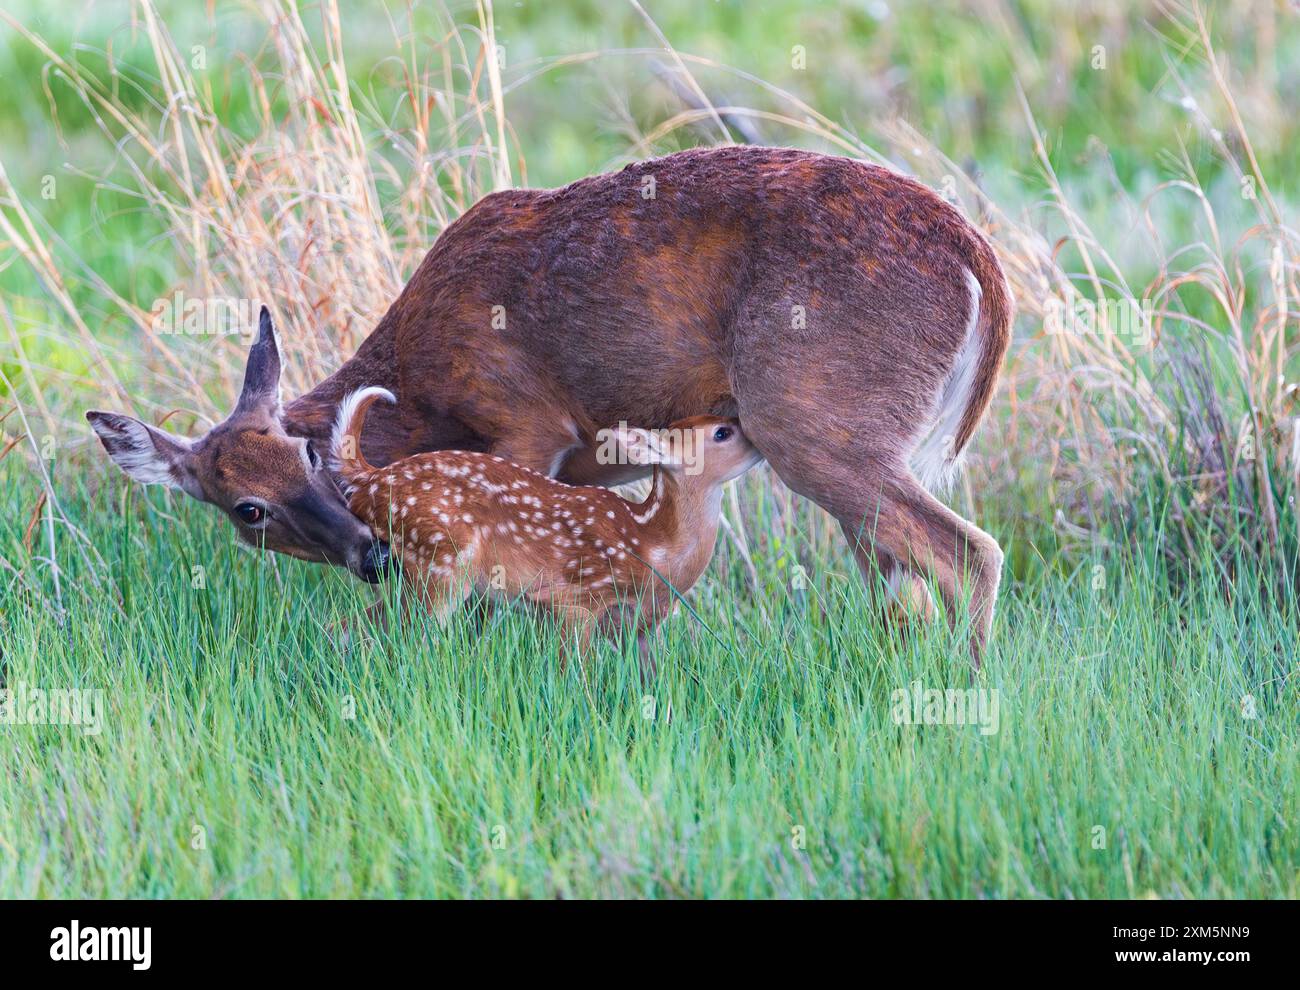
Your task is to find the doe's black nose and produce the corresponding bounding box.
[359,541,394,584]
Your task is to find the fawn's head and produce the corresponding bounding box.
[615,415,763,485]
[86,308,391,583]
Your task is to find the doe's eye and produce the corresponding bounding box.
[234,503,264,526]
[305,441,320,470]
[712,426,733,443]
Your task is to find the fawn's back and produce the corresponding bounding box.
[347,450,665,610]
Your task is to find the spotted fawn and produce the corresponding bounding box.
[331,387,763,670]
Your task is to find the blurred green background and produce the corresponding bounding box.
[2,0,1294,312]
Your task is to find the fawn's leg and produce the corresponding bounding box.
[552,605,598,671]
[330,590,413,649]
[596,602,658,683]
[465,595,498,631]
[406,568,472,629]
[635,629,657,683]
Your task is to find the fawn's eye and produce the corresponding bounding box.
[712,426,733,443]
[234,502,265,526]
[304,441,320,470]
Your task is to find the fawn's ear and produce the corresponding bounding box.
[234,305,282,419]
[615,426,681,466]
[86,411,202,498]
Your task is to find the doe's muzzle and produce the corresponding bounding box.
[358,541,395,584]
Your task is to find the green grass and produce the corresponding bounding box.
[2,468,1295,898]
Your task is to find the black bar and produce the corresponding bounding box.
[0,899,1287,978]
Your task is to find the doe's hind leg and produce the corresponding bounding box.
[736,401,1001,665]
[838,472,1003,666]
[841,531,939,630]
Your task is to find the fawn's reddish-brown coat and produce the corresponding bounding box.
[332,388,761,659]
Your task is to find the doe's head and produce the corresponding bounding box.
[86,307,390,584]
[616,415,763,485]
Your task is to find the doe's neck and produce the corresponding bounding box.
[281,318,405,458]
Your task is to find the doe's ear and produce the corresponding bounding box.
[86,410,201,497]
[234,305,282,418]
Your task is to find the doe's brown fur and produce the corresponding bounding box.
[89,146,1013,664]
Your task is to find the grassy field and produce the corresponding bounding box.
[1,0,1298,898]
[1,477,1295,898]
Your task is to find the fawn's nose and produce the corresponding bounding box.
[359,541,394,584]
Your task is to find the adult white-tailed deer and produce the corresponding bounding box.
[88,146,1012,663]
[331,388,762,668]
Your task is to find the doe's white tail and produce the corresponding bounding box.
[911,270,983,493]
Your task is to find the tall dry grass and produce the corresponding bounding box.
[0,0,522,609]
[0,0,1296,609]
[0,0,514,419]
